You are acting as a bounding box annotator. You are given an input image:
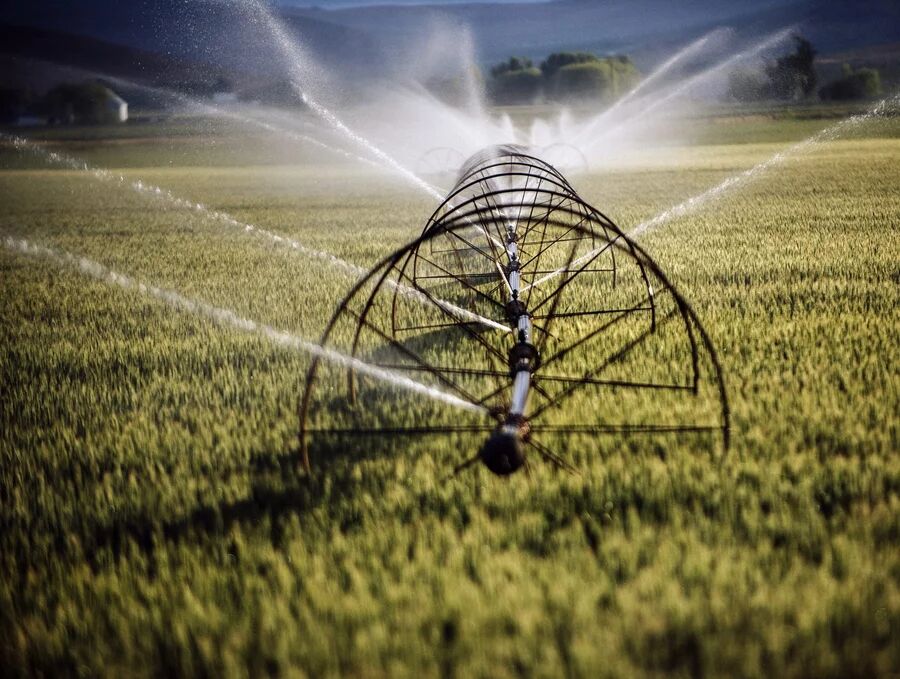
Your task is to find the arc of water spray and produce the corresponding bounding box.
[581,28,794,152]
[574,28,729,145]
[99,74,382,169]
[247,0,515,284]
[245,0,445,202]
[458,25,485,119]
[628,92,900,238]
[240,5,513,268]
[101,76,513,321]
[2,132,362,274]
[2,134,509,332]
[524,92,899,291]
[237,0,510,270]
[2,236,486,414]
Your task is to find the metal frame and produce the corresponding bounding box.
[298,145,729,475]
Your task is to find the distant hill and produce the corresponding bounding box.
[2,0,898,93]
[0,24,226,88]
[287,0,900,64]
[0,1,384,86]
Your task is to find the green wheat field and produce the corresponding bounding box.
[1,111,899,677]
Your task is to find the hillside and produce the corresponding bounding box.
[0,1,383,84]
[0,24,226,89]
[290,0,900,64]
[1,0,898,96]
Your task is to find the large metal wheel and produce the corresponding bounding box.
[299,146,728,475]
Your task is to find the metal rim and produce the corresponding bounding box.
[298,148,729,475]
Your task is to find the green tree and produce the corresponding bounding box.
[490,57,534,79]
[607,54,641,97]
[488,51,640,104]
[539,52,600,79]
[490,67,542,104]
[819,65,882,101]
[545,54,640,102]
[766,35,817,100]
[552,62,613,101]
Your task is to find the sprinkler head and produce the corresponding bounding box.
[478,426,526,475]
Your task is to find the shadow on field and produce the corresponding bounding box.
[28,326,496,570]
[7,439,375,575]
[371,321,497,364]
[67,429,476,570]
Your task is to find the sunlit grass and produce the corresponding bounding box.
[1,117,898,676]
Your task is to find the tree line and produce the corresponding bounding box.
[486,37,884,108]
[488,52,641,105]
[728,36,883,103]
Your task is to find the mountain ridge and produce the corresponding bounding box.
[2,0,898,92]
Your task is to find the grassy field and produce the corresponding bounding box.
[1,111,899,677]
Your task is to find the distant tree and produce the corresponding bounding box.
[539,52,600,79]
[766,35,817,100]
[490,57,533,79]
[544,54,640,102]
[488,51,640,104]
[819,65,882,101]
[552,62,613,101]
[727,69,769,103]
[607,55,641,97]
[44,83,123,125]
[490,67,542,104]
[488,56,542,104]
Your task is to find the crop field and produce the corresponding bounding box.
[1,114,899,677]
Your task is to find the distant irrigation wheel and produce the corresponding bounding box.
[540,143,590,174]
[414,147,466,179]
[299,145,728,476]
